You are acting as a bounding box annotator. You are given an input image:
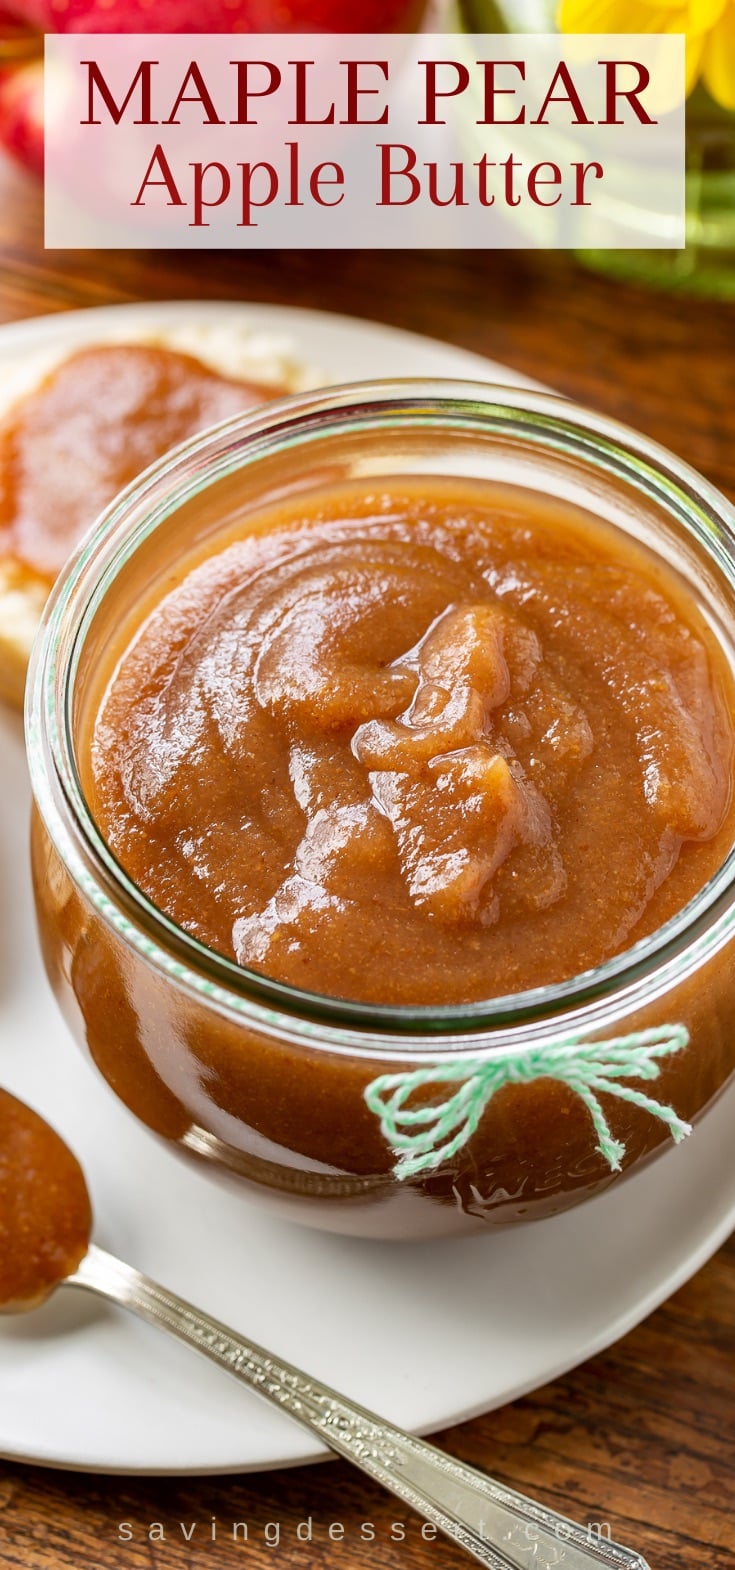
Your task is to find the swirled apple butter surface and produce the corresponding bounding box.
[84,479,735,1007]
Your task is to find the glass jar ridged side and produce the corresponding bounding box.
[27,379,735,1240]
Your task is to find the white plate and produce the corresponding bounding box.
[1,301,734,1477]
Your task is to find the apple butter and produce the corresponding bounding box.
[0,1091,92,1311]
[84,477,735,1007]
[0,342,287,582]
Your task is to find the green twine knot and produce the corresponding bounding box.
[364,1025,691,1180]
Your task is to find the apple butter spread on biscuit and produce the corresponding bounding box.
[83,476,735,1007]
[0,336,296,708]
[0,342,289,584]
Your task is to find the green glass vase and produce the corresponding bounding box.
[455,0,735,298]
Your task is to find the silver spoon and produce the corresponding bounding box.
[0,1089,649,1570]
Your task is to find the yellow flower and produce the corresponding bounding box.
[558,0,735,109]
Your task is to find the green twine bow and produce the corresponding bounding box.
[364,1025,691,1180]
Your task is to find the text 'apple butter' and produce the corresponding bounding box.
[85,478,735,1007]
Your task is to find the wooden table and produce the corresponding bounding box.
[1,148,734,1570]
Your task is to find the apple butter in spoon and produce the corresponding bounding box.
[0,1088,92,1312]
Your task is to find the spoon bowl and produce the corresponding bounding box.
[0,1088,91,1313]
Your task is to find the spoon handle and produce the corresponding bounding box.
[67,1244,648,1570]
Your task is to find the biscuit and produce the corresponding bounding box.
[0,318,315,709]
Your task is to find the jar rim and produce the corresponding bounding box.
[26,375,735,1057]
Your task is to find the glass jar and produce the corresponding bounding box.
[26,379,735,1240]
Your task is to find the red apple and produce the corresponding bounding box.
[1,0,424,33]
[0,0,426,174]
[0,2,35,37]
[0,58,43,175]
